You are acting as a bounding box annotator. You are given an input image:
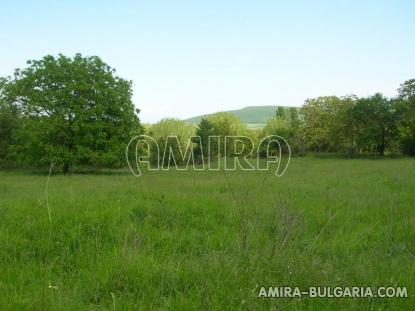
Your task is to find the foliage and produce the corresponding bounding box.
[206,112,247,136]
[289,107,299,123]
[206,112,249,156]
[352,93,398,156]
[4,54,141,172]
[263,117,291,138]
[147,118,196,166]
[193,118,214,160]
[300,96,344,152]
[0,79,21,165]
[1,54,415,168]
[299,93,399,156]
[397,79,415,155]
[275,106,286,119]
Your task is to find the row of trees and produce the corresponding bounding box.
[145,113,256,166]
[1,53,414,172]
[300,82,415,156]
[146,79,415,166]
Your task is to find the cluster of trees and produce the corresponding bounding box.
[147,79,415,166]
[1,53,414,172]
[0,54,142,172]
[300,82,415,156]
[143,113,255,166]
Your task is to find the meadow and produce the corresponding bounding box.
[0,158,414,310]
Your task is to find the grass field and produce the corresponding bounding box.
[0,158,414,310]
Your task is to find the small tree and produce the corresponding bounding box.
[207,112,248,157]
[148,118,195,166]
[276,106,286,119]
[194,118,214,161]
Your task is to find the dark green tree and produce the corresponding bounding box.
[337,95,360,156]
[276,106,286,119]
[0,78,21,165]
[194,118,214,160]
[352,93,397,156]
[6,54,142,173]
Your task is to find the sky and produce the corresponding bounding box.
[1,1,414,123]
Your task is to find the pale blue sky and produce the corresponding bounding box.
[1,1,414,122]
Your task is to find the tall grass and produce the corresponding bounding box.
[0,158,414,309]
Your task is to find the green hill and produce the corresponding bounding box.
[184,106,296,128]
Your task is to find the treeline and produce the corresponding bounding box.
[1,54,415,172]
[146,79,415,165]
[299,88,415,156]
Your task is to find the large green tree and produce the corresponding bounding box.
[301,96,344,152]
[6,54,141,172]
[352,93,397,156]
[301,96,367,154]
[333,95,360,156]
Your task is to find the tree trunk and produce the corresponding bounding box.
[379,129,386,156]
[63,163,70,174]
[379,143,385,156]
[95,165,101,174]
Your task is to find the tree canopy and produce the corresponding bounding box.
[3,54,141,172]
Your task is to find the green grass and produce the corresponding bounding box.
[0,158,414,310]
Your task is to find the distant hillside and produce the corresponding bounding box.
[184,106,297,127]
